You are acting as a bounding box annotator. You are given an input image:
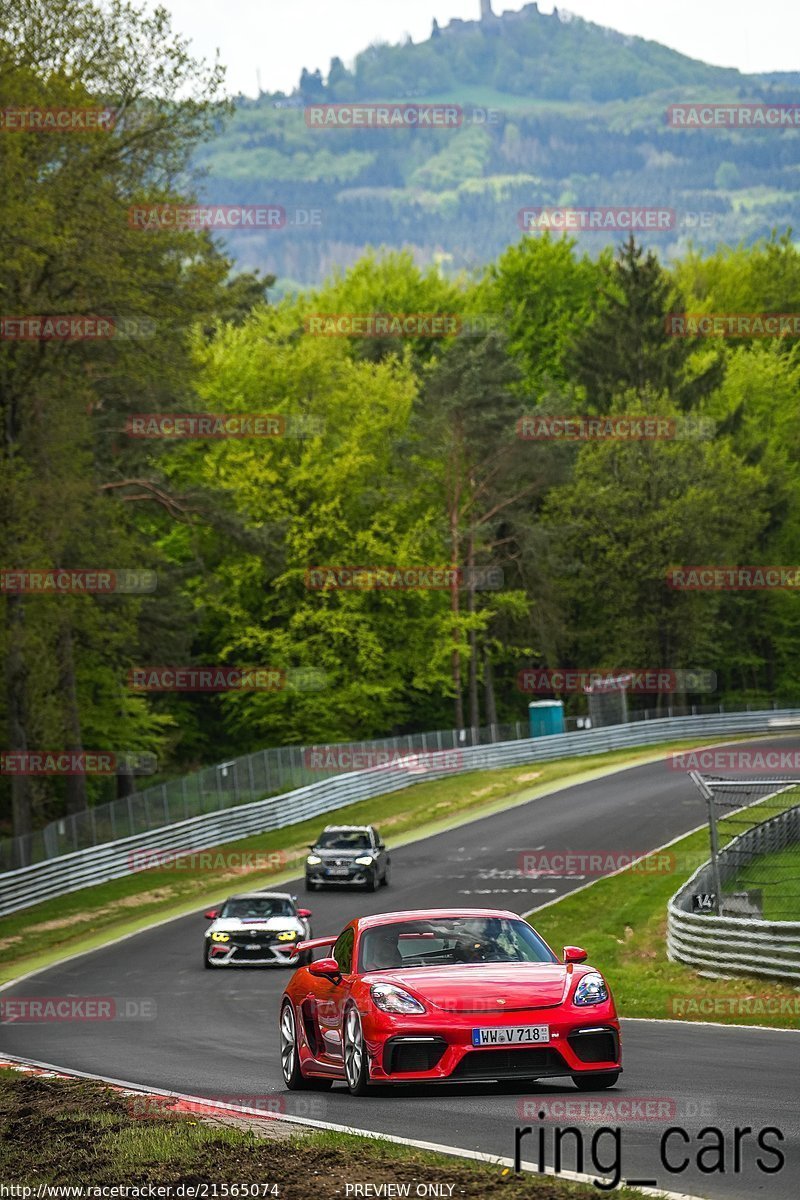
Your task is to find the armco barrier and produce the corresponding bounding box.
[1,708,799,916]
[667,799,800,984]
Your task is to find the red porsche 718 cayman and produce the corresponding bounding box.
[279,908,621,1095]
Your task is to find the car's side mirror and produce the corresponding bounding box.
[296,908,312,918]
[563,946,588,964]
[203,908,220,920]
[377,842,385,851]
[308,957,341,980]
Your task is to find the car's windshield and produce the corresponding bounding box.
[220,898,294,919]
[315,830,372,851]
[358,917,557,972]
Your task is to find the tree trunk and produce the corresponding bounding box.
[483,646,498,732]
[467,532,480,730]
[449,468,464,729]
[58,616,88,815]
[6,596,31,848]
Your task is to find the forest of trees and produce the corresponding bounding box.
[2,0,800,844]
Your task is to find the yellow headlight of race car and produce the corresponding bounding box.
[211,932,230,943]
[277,930,298,942]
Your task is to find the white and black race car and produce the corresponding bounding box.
[203,891,313,968]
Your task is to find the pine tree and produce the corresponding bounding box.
[573,236,724,413]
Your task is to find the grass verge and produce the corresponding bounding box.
[0,1069,647,1197]
[0,736,742,985]
[528,794,800,1029]
[727,844,800,920]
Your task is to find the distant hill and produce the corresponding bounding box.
[193,3,800,288]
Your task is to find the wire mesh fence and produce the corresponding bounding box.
[0,698,780,871]
[696,775,800,920]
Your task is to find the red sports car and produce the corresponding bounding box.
[279,908,621,1095]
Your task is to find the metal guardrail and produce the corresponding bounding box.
[1,701,766,871]
[1,706,799,917]
[667,801,800,984]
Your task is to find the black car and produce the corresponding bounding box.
[305,824,390,892]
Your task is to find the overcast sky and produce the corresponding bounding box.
[152,0,799,97]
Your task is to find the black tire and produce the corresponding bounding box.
[203,944,213,969]
[367,870,379,892]
[280,1001,334,1091]
[305,878,319,893]
[572,1071,620,1091]
[343,1004,370,1095]
[380,861,391,887]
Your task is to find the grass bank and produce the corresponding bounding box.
[0,1068,647,1198]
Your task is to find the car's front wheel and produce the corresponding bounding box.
[572,1071,620,1091]
[305,878,319,893]
[380,862,391,887]
[279,1001,333,1091]
[203,944,213,969]
[343,1004,370,1095]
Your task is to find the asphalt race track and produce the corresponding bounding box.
[3,741,800,1198]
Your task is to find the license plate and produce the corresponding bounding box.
[327,867,350,876]
[245,943,261,950]
[471,1025,550,1047]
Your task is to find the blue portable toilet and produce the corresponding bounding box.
[528,700,565,738]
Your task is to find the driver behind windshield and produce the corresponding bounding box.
[222,898,291,919]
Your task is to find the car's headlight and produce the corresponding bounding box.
[306,854,322,865]
[370,984,425,1014]
[573,972,609,1006]
[211,932,230,943]
[277,930,298,941]
[355,855,374,866]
